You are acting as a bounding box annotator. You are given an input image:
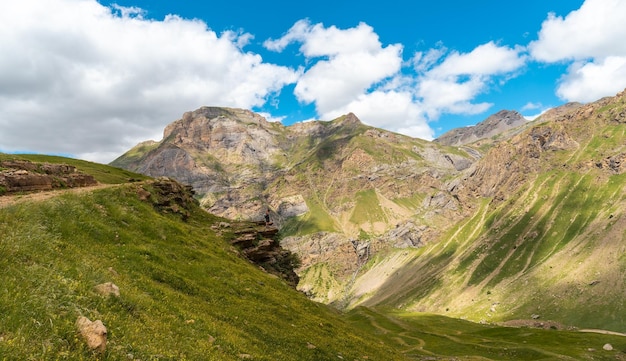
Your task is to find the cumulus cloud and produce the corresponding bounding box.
[266,20,404,113]
[322,91,433,139]
[5,0,608,164]
[556,57,626,102]
[529,0,626,102]
[415,42,525,119]
[428,42,526,78]
[0,0,298,163]
[266,22,525,140]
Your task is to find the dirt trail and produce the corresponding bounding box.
[0,184,118,209]
[579,329,626,337]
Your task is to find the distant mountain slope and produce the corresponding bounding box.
[350,90,626,333]
[112,108,479,303]
[435,110,528,146]
[112,90,626,334]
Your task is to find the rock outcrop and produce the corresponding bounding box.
[134,177,199,221]
[0,159,97,194]
[221,221,300,288]
[94,282,120,298]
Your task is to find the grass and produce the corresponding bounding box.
[0,182,405,360]
[0,154,149,184]
[350,189,386,228]
[348,308,626,361]
[279,197,337,237]
[2,133,625,360]
[108,141,159,170]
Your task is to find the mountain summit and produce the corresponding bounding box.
[435,109,527,146]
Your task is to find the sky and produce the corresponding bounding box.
[2,0,626,164]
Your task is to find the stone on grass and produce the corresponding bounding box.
[94,282,120,297]
[76,316,107,353]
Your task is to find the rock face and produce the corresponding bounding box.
[0,160,97,194]
[133,177,200,221]
[112,108,477,234]
[110,107,502,303]
[223,221,300,288]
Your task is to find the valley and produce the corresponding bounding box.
[112,89,626,336]
[2,89,625,359]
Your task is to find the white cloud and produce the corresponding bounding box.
[266,20,437,138]
[411,46,447,73]
[556,56,626,102]
[529,0,626,102]
[521,102,542,111]
[417,76,493,118]
[523,110,549,121]
[0,1,568,164]
[429,42,526,78]
[321,91,433,140]
[529,0,626,62]
[267,20,404,113]
[268,21,526,141]
[0,0,298,163]
[416,42,525,119]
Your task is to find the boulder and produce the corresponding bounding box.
[94,282,120,297]
[76,316,107,353]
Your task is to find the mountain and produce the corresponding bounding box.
[112,109,479,302]
[350,90,626,332]
[112,90,626,334]
[435,109,528,146]
[5,155,625,360]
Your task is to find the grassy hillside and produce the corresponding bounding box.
[349,96,626,335]
[0,153,149,184]
[2,156,624,360]
[0,179,406,360]
[348,308,626,360]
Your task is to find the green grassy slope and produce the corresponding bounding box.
[0,181,405,360]
[351,97,626,334]
[349,308,626,361]
[2,156,624,360]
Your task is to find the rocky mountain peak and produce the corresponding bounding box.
[435,109,527,146]
[163,106,276,148]
[111,90,626,331]
[336,112,362,126]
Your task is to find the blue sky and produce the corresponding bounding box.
[1,0,626,163]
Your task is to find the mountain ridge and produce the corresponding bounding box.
[2,154,624,360]
[112,89,626,332]
[435,109,528,146]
